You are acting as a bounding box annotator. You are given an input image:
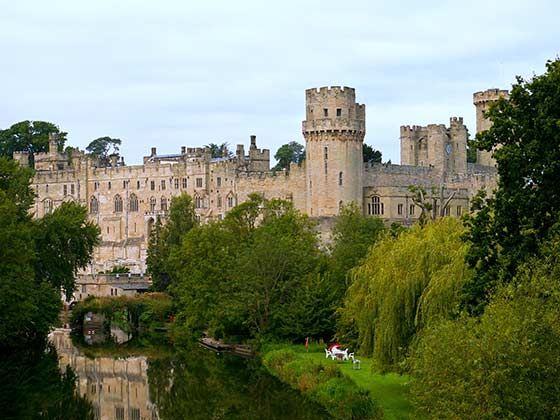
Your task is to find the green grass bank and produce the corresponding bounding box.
[261,344,414,420]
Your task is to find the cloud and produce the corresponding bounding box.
[0,0,559,164]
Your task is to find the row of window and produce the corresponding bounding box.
[92,176,224,192]
[367,196,463,217]
[89,193,236,214]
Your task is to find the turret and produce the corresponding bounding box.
[303,86,365,217]
[473,88,509,167]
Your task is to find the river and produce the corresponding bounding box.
[49,329,328,420]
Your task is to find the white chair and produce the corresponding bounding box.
[324,348,333,359]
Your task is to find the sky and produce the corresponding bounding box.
[1,0,559,165]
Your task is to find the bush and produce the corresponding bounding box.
[409,271,560,419]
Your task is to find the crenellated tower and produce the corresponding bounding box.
[473,88,509,167]
[302,86,365,217]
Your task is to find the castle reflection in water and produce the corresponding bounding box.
[50,329,159,420]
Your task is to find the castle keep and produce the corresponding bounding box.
[23,86,499,275]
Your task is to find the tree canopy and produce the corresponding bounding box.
[273,141,305,171]
[205,142,233,159]
[362,143,382,163]
[0,157,99,347]
[86,136,122,167]
[146,194,198,292]
[339,218,470,369]
[463,58,560,312]
[0,120,67,166]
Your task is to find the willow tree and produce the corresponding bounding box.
[340,218,471,368]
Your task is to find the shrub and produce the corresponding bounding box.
[315,377,379,419]
[409,271,560,418]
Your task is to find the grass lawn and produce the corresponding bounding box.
[265,343,415,420]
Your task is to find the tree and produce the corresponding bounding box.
[463,58,560,312]
[408,185,456,226]
[273,141,305,171]
[147,194,197,292]
[339,218,470,368]
[362,143,382,163]
[0,157,99,347]
[86,136,122,167]
[205,142,233,159]
[409,239,560,418]
[0,120,67,166]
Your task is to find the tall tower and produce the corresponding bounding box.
[303,86,365,217]
[473,88,509,167]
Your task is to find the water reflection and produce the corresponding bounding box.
[51,329,157,420]
[51,329,328,420]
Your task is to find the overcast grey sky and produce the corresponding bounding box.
[1,0,558,164]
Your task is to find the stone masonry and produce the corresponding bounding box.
[23,86,501,275]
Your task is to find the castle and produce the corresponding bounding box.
[19,86,503,275]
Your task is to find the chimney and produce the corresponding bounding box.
[151,147,156,156]
[250,135,257,149]
[110,154,118,167]
[181,146,186,154]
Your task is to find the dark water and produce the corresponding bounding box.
[48,329,328,420]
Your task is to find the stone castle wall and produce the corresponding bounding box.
[26,86,503,276]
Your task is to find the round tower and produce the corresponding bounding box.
[302,86,365,217]
[473,88,509,167]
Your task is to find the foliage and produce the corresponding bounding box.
[463,58,560,312]
[171,194,329,341]
[363,144,382,164]
[409,242,560,419]
[262,348,381,419]
[339,218,471,369]
[34,202,100,299]
[0,157,99,347]
[273,141,305,171]
[70,293,174,335]
[85,136,122,167]
[408,185,456,225]
[205,142,233,159]
[146,194,197,291]
[109,265,130,274]
[466,137,477,163]
[0,120,67,166]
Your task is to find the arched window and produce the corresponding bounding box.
[89,196,98,214]
[227,193,234,208]
[129,194,139,212]
[44,198,53,215]
[195,195,202,209]
[150,197,156,212]
[114,195,123,213]
[368,196,383,215]
[161,197,168,211]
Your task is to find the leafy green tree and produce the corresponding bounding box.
[86,136,122,167]
[273,141,305,171]
[147,194,197,292]
[339,218,470,368]
[463,58,560,312]
[34,202,100,300]
[205,142,233,159]
[362,143,382,163]
[0,120,67,166]
[328,203,385,292]
[0,158,99,347]
[409,238,560,418]
[170,195,326,341]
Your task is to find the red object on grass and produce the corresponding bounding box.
[328,343,341,351]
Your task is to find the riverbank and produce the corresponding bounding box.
[262,344,415,420]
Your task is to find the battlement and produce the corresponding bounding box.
[450,116,464,124]
[305,86,356,100]
[400,125,427,134]
[473,88,509,104]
